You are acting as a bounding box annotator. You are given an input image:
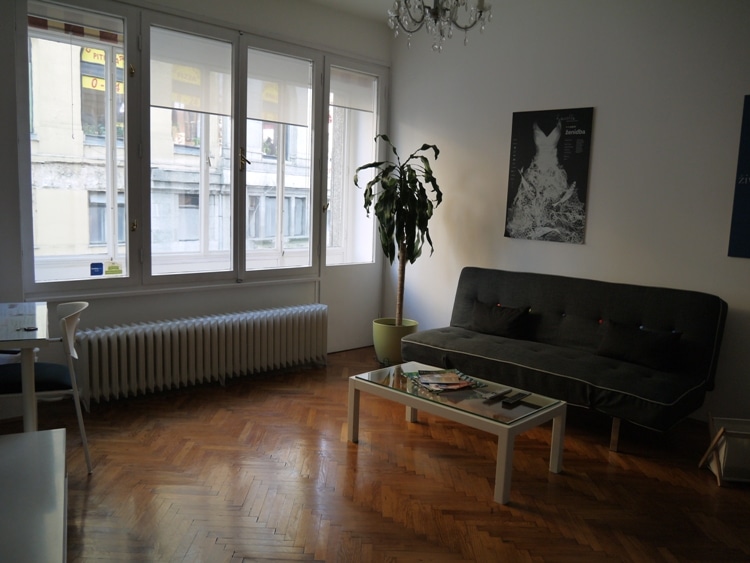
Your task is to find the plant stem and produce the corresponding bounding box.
[396,242,406,326]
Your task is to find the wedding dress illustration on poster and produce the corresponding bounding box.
[505,107,594,243]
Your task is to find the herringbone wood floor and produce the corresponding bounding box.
[1,347,748,562]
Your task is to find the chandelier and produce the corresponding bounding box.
[387,0,492,52]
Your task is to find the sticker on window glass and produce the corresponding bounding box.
[105,262,123,275]
[90,263,104,276]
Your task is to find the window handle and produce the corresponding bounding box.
[239,148,250,171]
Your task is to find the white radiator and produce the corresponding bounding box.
[77,304,327,404]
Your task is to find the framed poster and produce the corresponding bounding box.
[505,107,594,244]
[728,95,750,258]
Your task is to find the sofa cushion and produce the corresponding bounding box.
[557,313,604,352]
[597,321,682,371]
[469,301,528,338]
[401,327,707,432]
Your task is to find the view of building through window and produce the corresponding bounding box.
[25,0,382,287]
[28,5,127,282]
[245,49,313,271]
[150,26,234,275]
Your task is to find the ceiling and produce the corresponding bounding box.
[305,0,393,22]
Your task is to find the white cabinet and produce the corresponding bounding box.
[0,429,67,562]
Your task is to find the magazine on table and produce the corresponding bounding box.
[406,369,483,392]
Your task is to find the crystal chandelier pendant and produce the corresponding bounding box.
[388,0,492,51]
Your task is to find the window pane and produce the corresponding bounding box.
[326,67,377,266]
[246,49,312,271]
[150,27,233,275]
[28,3,128,282]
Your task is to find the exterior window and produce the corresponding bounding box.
[178,193,200,242]
[21,2,386,292]
[150,26,233,275]
[27,4,127,282]
[89,191,125,245]
[262,122,278,157]
[245,48,313,270]
[81,47,124,139]
[326,66,378,266]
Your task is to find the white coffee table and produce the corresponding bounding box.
[347,361,567,504]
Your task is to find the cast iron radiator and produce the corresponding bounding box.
[76,304,327,405]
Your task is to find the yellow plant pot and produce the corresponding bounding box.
[372,317,418,366]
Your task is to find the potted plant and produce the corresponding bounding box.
[354,134,443,365]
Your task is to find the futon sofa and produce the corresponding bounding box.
[401,267,728,448]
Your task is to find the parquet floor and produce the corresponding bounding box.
[2,347,749,562]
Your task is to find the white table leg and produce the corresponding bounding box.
[549,410,566,474]
[20,348,37,432]
[348,380,360,443]
[495,430,515,504]
[405,406,418,422]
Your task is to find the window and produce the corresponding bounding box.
[149,26,233,275]
[245,48,313,271]
[81,47,124,139]
[27,2,127,282]
[262,122,279,157]
[178,193,199,242]
[326,66,378,266]
[89,192,125,245]
[22,1,386,294]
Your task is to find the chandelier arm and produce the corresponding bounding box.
[404,1,428,25]
[395,17,427,34]
[450,18,480,32]
[450,7,490,31]
[393,2,429,34]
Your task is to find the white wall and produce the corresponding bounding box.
[142,0,390,65]
[386,0,750,420]
[1,2,24,301]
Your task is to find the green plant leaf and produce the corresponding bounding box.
[354,134,443,323]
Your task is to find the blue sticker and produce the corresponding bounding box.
[90,263,104,276]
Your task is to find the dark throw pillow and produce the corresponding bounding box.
[470,301,528,339]
[597,321,682,371]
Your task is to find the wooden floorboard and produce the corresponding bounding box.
[2,347,748,562]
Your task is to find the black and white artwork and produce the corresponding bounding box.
[505,107,594,244]
[728,95,750,258]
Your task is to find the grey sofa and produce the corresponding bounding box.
[401,267,728,449]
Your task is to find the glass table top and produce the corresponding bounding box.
[354,361,562,426]
[0,302,49,344]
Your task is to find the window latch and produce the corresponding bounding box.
[239,148,250,171]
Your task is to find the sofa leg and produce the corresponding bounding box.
[610,418,621,452]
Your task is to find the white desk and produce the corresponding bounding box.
[0,429,67,562]
[0,302,49,431]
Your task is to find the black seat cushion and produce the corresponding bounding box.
[0,362,72,394]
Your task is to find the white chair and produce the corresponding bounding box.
[0,302,92,473]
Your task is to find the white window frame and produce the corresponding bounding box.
[17,0,386,299]
[322,56,389,268]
